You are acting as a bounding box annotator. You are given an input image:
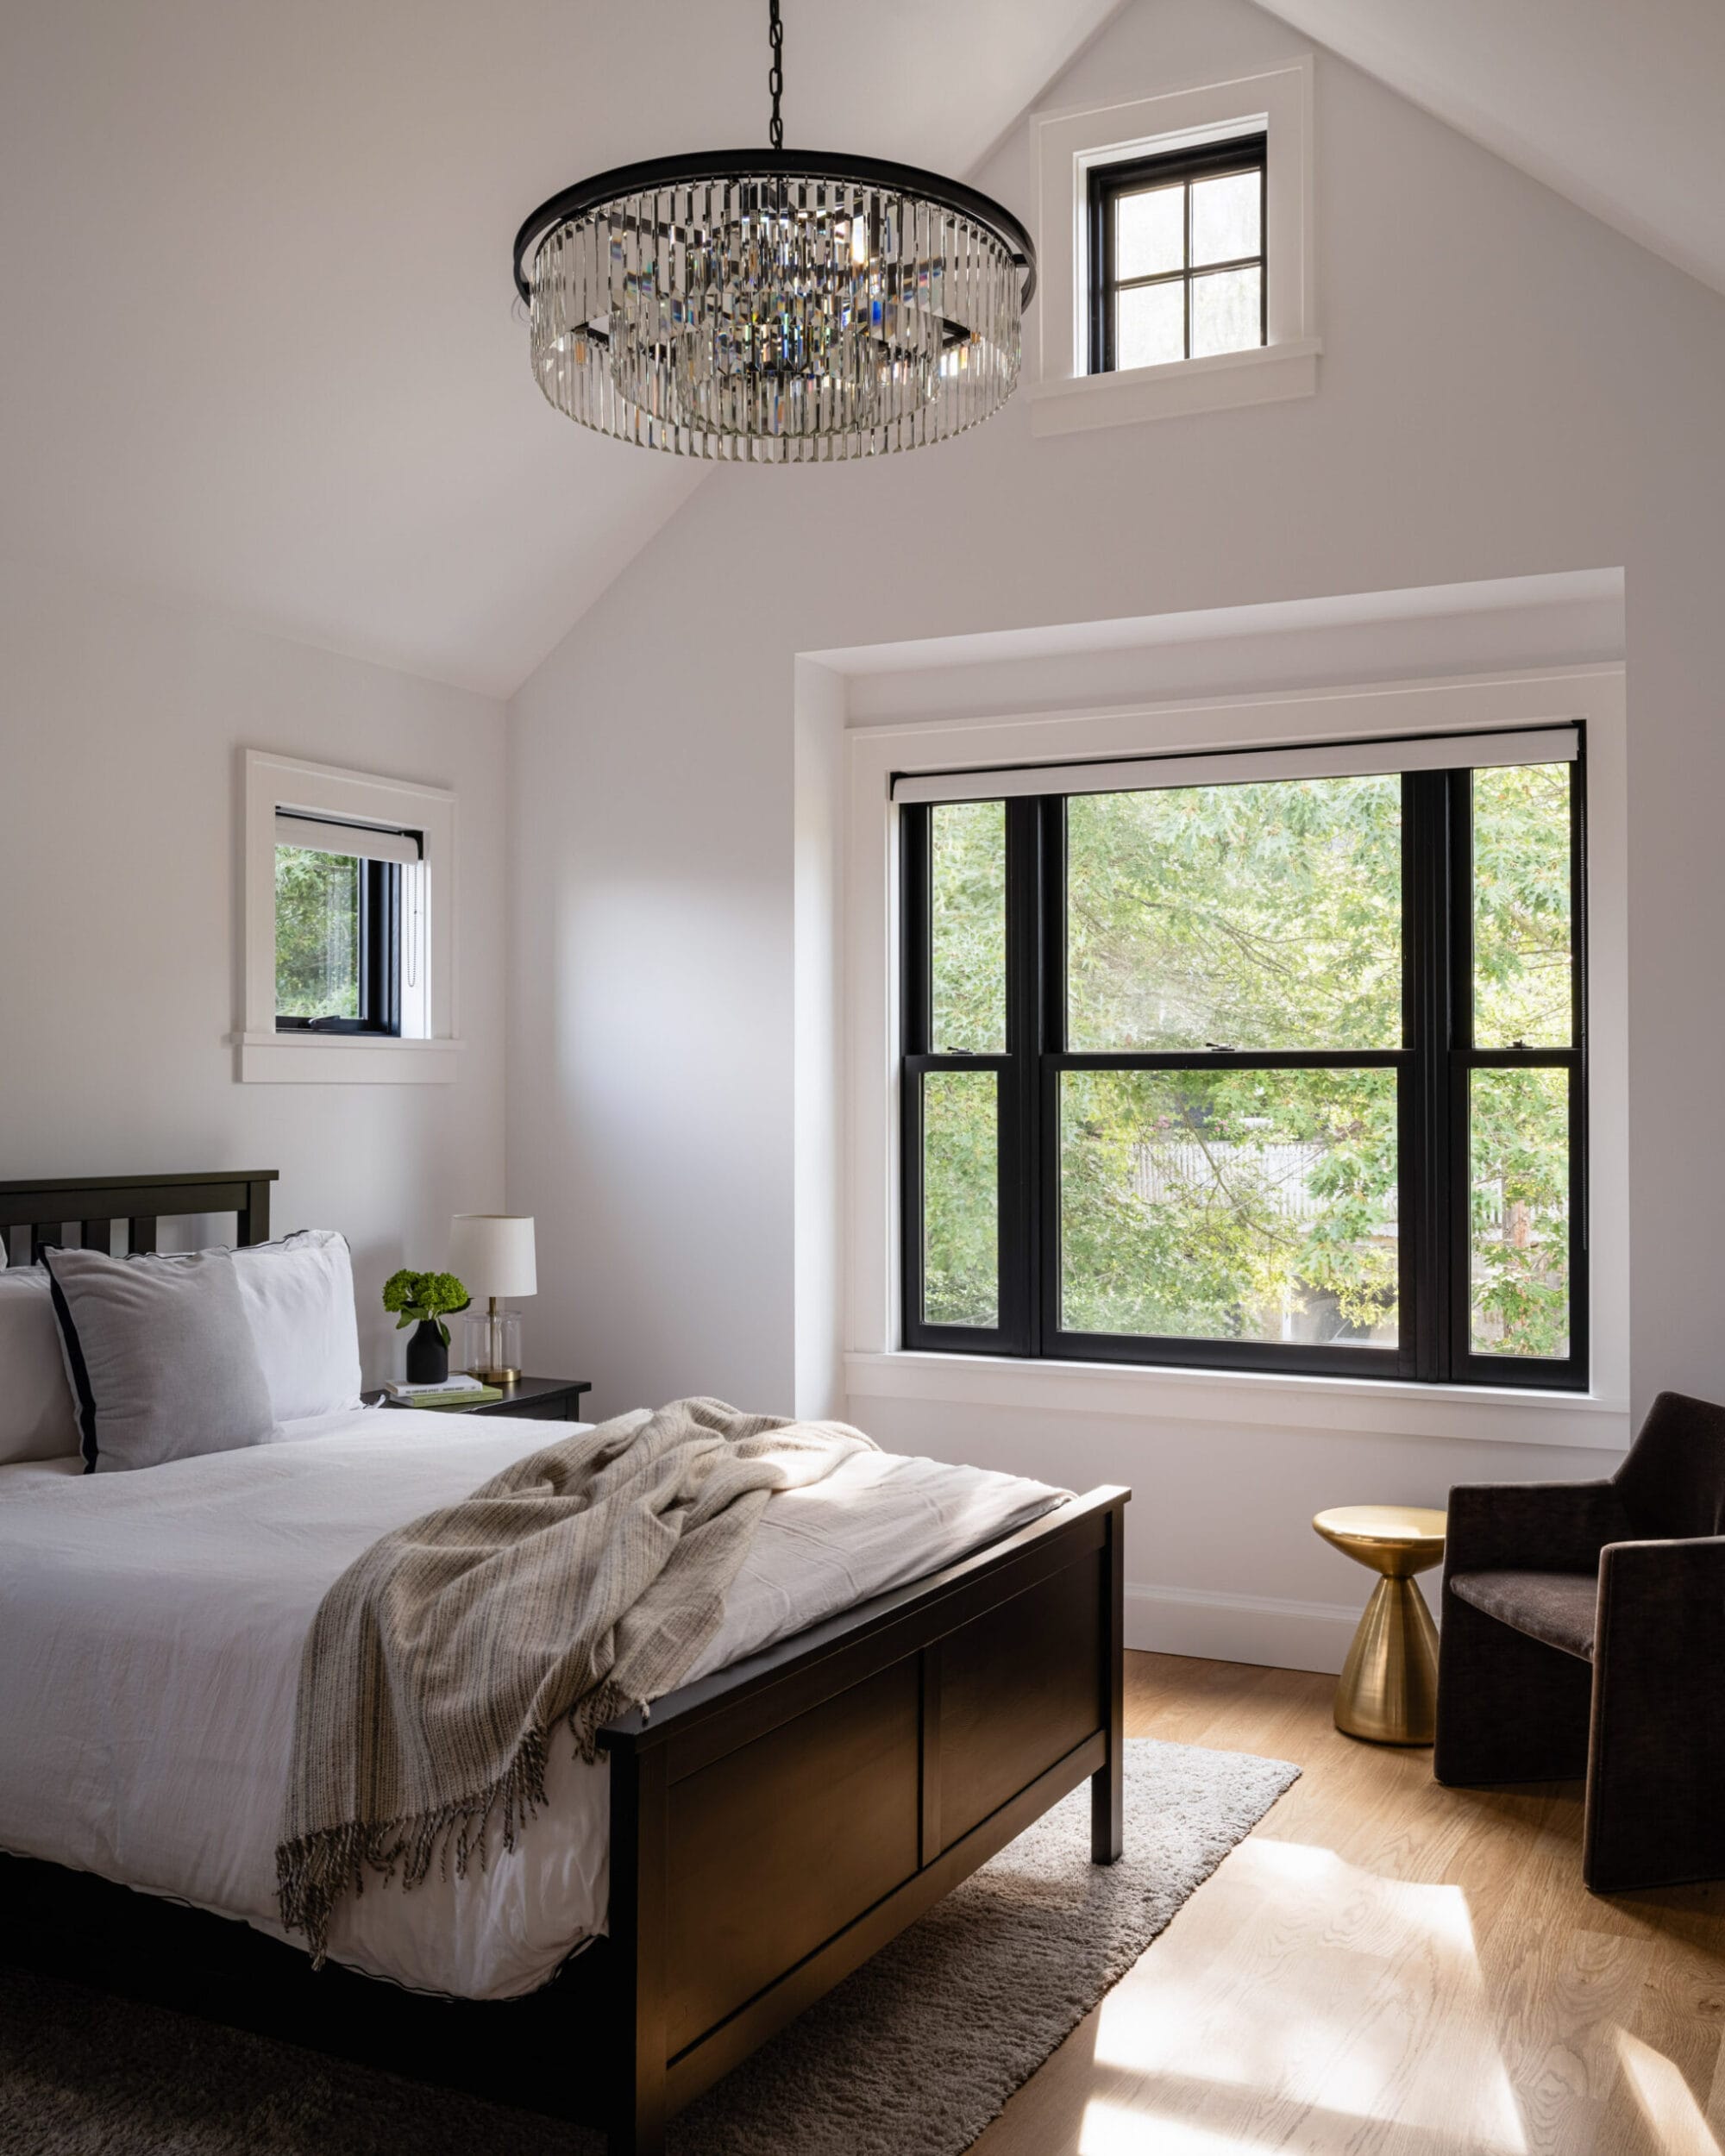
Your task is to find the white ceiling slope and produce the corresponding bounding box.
[0,0,1119,699]
[1251,0,1725,301]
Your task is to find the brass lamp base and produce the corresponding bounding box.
[471,1366,521,1388]
[1314,1505,1447,1745]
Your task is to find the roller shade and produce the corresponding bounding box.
[890,724,1579,805]
[274,812,423,864]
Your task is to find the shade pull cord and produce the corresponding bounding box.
[768,0,784,149]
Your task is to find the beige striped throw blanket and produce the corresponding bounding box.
[276,1396,876,1964]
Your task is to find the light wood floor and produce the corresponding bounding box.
[975,1651,1725,2156]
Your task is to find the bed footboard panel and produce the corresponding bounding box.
[602,1487,1128,2150]
[932,1550,1103,1852]
[664,1658,922,2053]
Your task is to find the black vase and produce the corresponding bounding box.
[405,1319,448,1385]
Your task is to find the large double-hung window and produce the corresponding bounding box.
[898,730,1584,1389]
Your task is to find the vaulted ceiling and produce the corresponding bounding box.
[1251,0,1725,301]
[0,0,1120,697]
[2,0,1719,699]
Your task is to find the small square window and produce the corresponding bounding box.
[1088,135,1266,375]
[242,752,455,1082]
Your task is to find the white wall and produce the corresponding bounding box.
[505,0,1725,1664]
[0,555,509,1383]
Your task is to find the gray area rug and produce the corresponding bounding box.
[0,1739,1298,2156]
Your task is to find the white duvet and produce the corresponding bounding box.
[0,1407,1063,1999]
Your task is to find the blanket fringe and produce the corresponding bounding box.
[276,1678,641,1968]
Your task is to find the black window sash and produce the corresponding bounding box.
[276,856,403,1036]
[1442,760,1589,1388]
[900,799,1033,1353]
[899,755,1588,1389]
[1088,133,1268,376]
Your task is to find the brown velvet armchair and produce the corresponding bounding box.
[1434,1389,1725,1893]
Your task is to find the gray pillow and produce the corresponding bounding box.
[43,1246,279,1474]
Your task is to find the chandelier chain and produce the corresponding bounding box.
[768,0,784,150]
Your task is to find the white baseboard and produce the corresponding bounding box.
[1126,1581,1371,1677]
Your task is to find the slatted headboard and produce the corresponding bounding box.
[0,1171,279,1267]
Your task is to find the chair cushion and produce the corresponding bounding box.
[1450,1569,1599,1660]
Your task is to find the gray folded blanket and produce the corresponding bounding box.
[276,1396,875,1964]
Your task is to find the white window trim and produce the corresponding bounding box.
[238,749,462,1084]
[1029,59,1319,436]
[843,667,1631,1451]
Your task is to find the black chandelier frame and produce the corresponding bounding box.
[511,147,1038,313]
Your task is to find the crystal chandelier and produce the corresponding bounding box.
[511,0,1036,462]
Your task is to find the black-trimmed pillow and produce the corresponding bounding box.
[42,1245,278,1473]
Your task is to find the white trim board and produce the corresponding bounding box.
[1126,1582,1391,1676]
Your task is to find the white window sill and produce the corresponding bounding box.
[1029,337,1320,436]
[844,1349,1631,1452]
[234,1032,465,1085]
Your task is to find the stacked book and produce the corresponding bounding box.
[381,1376,504,1410]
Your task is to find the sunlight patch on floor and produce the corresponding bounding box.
[1616,2028,1722,2156]
[1087,1837,1526,2153]
[1079,2098,1269,2154]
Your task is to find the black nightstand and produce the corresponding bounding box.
[367,1376,593,1422]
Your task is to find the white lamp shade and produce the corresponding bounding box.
[448,1214,536,1300]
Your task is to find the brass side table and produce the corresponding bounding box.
[1313,1505,1447,1745]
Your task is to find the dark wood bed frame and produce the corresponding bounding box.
[0,1171,1128,2156]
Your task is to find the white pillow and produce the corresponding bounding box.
[233,1230,363,1422]
[0,1269,81,1465]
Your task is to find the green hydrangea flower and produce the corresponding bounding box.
[381,1268,471,1346]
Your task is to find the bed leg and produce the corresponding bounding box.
[608,1742,669,2156]
[608,2106,666,2156]
[1092,1499,1125,1865]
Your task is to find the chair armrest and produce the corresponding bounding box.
[1597,1533,1725,1643]
[1443,1479,1629,1583]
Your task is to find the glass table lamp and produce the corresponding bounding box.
[448,1213,536,1385]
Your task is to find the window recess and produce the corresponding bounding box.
[241,751,457,1083]
[1088,134,1266,375]
[897,726,1586,1391]
[273,812,422,1037]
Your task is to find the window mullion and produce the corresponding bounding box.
[357,860,373,1028]
[378,861,402,1036]
[897,805,928,1351]
[899,805,931,1057]
[1052,1050,1404,1071]
[1004,797,1044,1355]
[1038,795,1067,1353]
[1446,766,1482,1382]
[1570,741,1590,1373]
[1405,769,1454,1382]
